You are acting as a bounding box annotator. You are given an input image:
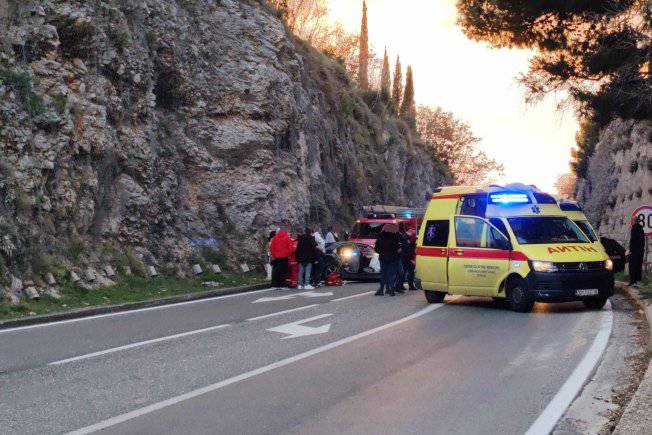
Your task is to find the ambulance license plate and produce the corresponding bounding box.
[576,289,599,297]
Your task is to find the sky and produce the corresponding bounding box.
[327,0,579,193]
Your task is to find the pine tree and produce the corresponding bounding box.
[358,0,369,89]
[401,65,416,127]
[380,48,391,101]
[391,55,402,113]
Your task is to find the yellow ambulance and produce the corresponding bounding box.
[558,199,626,273]
[557,200,599,243]
[415,185,614,312]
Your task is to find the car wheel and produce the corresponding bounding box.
[583,296,608,310]
[424,290,446,304]
[506,278,534,313]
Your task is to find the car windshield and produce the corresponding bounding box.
[351,222,385,239]
[574,220,597,242]
[507,217,590,245]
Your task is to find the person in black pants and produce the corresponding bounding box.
[399,229,417,291]
[374,224,401,296]
[629,219,646,287]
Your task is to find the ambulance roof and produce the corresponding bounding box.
[429,183,565,219]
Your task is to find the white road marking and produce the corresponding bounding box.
[66,303,446,435]
[299,291,334,298]
[48,324,231,366]
[525,301,614,435]
[0,288,275,334]
[331,291,374,302]
[253,294,299,303]
[246,305,319,322]
[253,291,334,304]
[267,314,333,339]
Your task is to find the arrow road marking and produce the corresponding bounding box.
[252,291,333,303]
[267,314,332,339]
[253,294,300,303]
[297,291,334,298]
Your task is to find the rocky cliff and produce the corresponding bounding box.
[576,118,651,269]
[0,0,450,283]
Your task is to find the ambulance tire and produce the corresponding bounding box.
[424,290,446,304]
[506,278,534,313]
[582,296,608,310]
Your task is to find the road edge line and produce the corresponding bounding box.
[525,301,614,435]
[65,303,446,435]
[0,284,272,334]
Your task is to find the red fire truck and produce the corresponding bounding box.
[350,205,426,246]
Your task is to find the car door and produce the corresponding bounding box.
[448,216,511,296]
[416,219,450,292]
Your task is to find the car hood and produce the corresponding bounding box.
[520,243,608,262]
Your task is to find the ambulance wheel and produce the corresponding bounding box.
[506,278,534,313]
[424,290,446,304]
[583,296,608,310]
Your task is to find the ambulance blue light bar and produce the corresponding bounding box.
[489,192,531,205]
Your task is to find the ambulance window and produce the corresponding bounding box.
[454,217,486,248]
[487,226,511,250]
[574,220,598,242]
[489,218,509,239]
[423,220,449,247]
[460,195,487,218]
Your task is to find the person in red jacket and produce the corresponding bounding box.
[270,230,295,289]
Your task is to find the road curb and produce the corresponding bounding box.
[0,282,270,330]
[613,281,652,435]
[616,281,652,351]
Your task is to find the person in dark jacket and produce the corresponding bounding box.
[374,224,401,296]
[296,228,318,290]
[398,229,417,291]
[629,219,646,286]
[270,230,295,289]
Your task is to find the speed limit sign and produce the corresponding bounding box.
[631,206,652,237]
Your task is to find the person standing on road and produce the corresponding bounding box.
[270,230,295,290]
[628,218,646,287]
[296,228,317,290]
[325,227,337,247]
[312,229,326,287]
[399,229,417,291]
[374,224,401,296]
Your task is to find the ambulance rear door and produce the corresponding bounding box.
[416,219,451,292]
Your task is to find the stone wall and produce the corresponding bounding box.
[576,119,652,271]
[0,0,451,287]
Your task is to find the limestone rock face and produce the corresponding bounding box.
[0,0,451,278]
[576,119,652,268]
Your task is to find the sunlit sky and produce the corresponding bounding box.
[327,0,579,193]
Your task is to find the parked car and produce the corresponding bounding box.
[321,242,380,282]
[600,237,626,273]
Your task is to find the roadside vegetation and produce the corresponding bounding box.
[269,0,502,185]
[0,271,266,321]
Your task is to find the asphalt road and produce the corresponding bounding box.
[0,283,613,435]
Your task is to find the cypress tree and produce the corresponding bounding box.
[401,65,416,127]
[380,48,391,101]
[358,0,369,89]
[391,55,402,113]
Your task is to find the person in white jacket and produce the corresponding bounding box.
[312,229,326,286]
